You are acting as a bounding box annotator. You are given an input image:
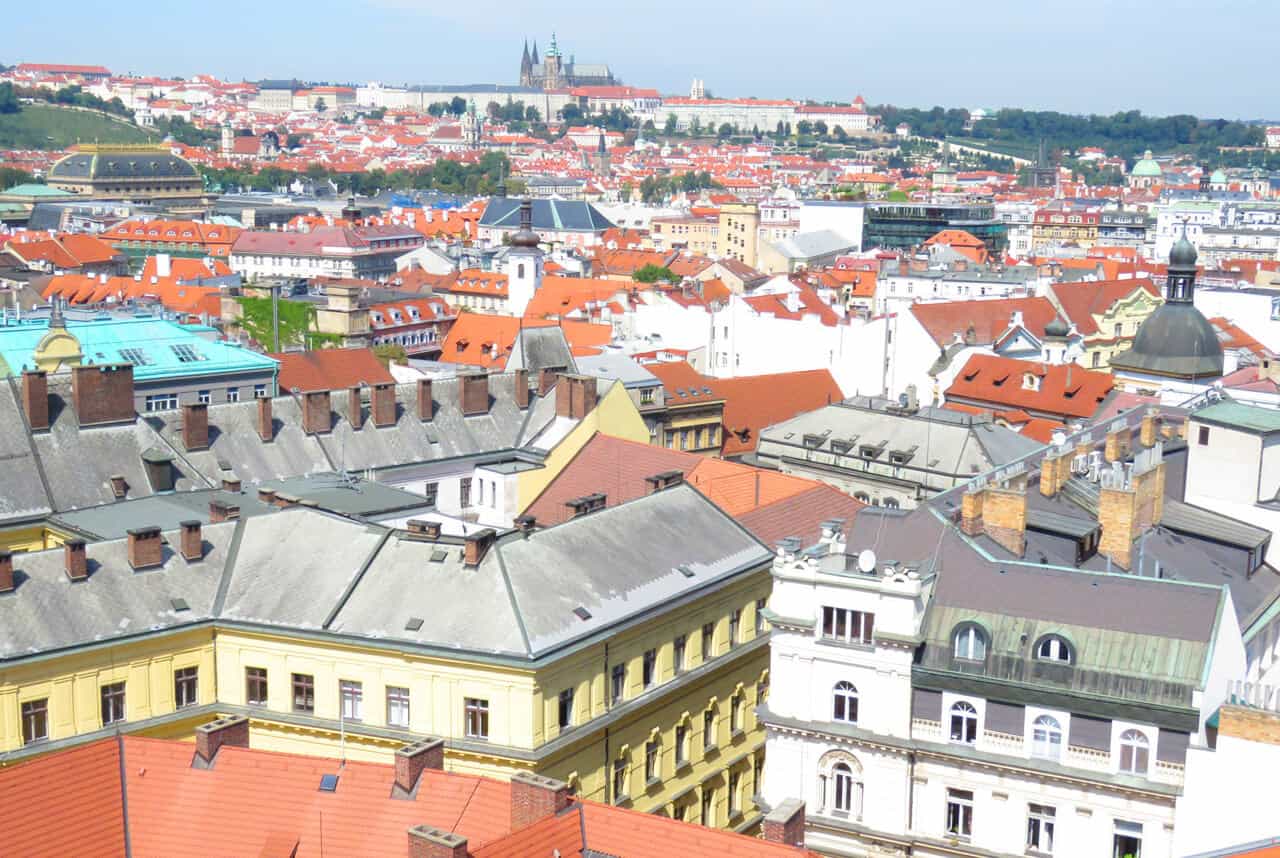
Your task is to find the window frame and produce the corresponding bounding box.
[174,666,199,709]
[245,667,268,706]
[945,788,974,839]
[558,687,575,730]
[386,685,411,729]
[642,648,657,689]
[464,697,490,739]
[100,681,127,726]
[821,606,875,645]
[291,672,315,714]
[832,681,859,724]
[611,663,626,705]
[1118,729,1151,775]
[1035,634,1073,663]
[21,698,48,745]
[339,679,363,722]
[1027,803,1056,854]
[1031,714,1064,761]
[949,701,979,744]
[952,624,988,661]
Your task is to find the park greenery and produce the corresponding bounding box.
[632,264,678,283]
[203,150,515,197]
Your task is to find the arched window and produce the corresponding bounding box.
[1032,715,1063,760]
[883,497,900,509]
[832,681,858,724]
[1036,635,1072,663]
[818,751,863,820]
[832,762,858,813]
[949,701,978,744]
[1119,729,1150,774]
[854,491,870,503]
[953,625,987,661]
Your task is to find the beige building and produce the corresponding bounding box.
[650,215,719,256]
[716,203,760,268]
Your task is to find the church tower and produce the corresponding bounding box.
[543,34,562,90]
[519,40,533,87]
[505,199,543,317]
[593,131,610,177]
[220,122,234,158]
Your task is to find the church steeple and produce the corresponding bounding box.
[1166,223,1198,304]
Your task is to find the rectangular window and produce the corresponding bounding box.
[340,680,363,721]
[1113,821,1142,858]
[292,673,315,713]
[21,699,48,745]
[424,481,439,506]
[1027,804,1056,854]
[702,622,715,661]
[946,789,974,839]
[755,598,767,635]
[1198,426,1210,446]
[558,688,575,729]
[386,686,410,728]
[674,635,687,674]
[729,609,742,647]
[680,430,690,450]
[197,389,211,404]
[676,724,690,765]
[144,393,179,412]
[612,758,628,801]
[702,785,715,827]
[643,649,657,688]
[821,607,874,645]
[729,770,741,816]
[645,739,659,782]
[611,663,626,705]
[226,388,240,403]
[465,697,489,738]
[460,477,472,508]
[101,682,126,726]
[245,667,268,705]
[174,666,198,709]
[703,708,717,750]
[254,384,267,398]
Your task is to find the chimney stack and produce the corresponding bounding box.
[181,402,209,451]
[1038,444,1074,497]
[209,499,240,522]
[258,486,277,505]
[514,514,536,534]
[762,798,806,847]
[514,368,530,409]
[463,528,497,567]
[417,378,434,421]
[21,370,49,431]
[1104,421,1130,463]
[372,382,397,427]
[0,551,13,593]
[1140,408,1160,448]
[256,395,274,442]
[393,738,444,797]
[302,390,331,435]
[194,715,249,765]
[538,367,557,397]
[70,364,135,426]
[460,372,490,416]
[407,827,468,858]
[64,538,88,581]
[347,386,363,430]
[1099,444,1166,570]
[510,772,572,833]
[960,474,1027,557]
[128,526,164,571]
[109,474,128,499]
[222,475,241,493]
[406,519,443,539]
[179,520,204,562]
[644,470,684,494]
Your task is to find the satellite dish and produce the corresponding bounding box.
[856,549,876,574]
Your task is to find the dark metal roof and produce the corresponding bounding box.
[49,152,199,181]
[1110,303,1224,379]
[479,197,614,234]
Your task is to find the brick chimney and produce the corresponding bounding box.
[1140,408,1160,447]
[407,827,468,858]
[959,474,1027,557]
[21,370,49,431]
[1104,421,1130,463]
[538,367,557,397]
[303,390,331,434]
[459,372,490,416]
[128,526,164,571]
[256,395,274,442]
[1038,444,1075,498]
[372,382,397,428]
[406,519,442,539]
[109,475,128,499]
[257,486,276,505]
[510,772,572,832]
[222,475,241,493]
[70,364,135,426]
[762,798,806,847]
[393,738,444,798]
[644,470,684,494]
[417,379,434,421]
[554,374,573,417]
[463,528,497,567]
[1099,445,1166,569]
[179,520,203,562]
[347,386,363,430]
[514,514,536,534]
[182,402,209,451]
[194,715,249,765]
[514,369,530,409]
[210,499,240,522]
[64,538,88,581]
[0,551,13,593]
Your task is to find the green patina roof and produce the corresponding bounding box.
[1,183,71,198]
[1131,150,1162,177]
[1193,401,1280,435]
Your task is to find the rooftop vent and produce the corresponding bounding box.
[429,549,448,563]
[573,606,592,621]
[677,564,695,578]
[170,597,189,612]
[405,617,424,631]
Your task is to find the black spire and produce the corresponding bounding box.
[532,39,539,59]
[1166,223,1198,303]
[511,198,540,249]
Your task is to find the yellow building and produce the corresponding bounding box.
[650,215,719,256]
[1049,279,1164,371]
[717,203,761,268]
[45,145,204,203]
[0,485,775,831]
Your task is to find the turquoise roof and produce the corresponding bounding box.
[1194,401,1280,435]
[1131,150,1162,177]
[1,183,72,198]
[0,315,278,382]
[1210,168,1228,184]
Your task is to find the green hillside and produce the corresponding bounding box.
[0,103,153,149]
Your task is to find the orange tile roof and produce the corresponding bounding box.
[1049,278,1159,336]
[711,369,844,457]
[270,348,395,392]
[912,296,1059,346]
[524,275,633,320]
[945,354,1113,420]
[440,316,612,369]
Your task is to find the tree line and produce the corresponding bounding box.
[202,151,514,197]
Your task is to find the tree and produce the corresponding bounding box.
[717,122,734,139]
[796,120,813,136]
[314,97,327,113]
[486,101,502,120]
[0,166,32,189]
[525,104,540,122]
[449,96,466,116]
[427,101,446,117]
[664,113,678,135]
[633,264,678,283]
[372,343,407,367]
[833,126,848,142]
[286,133,305,150]
[0,82,18,114]
[560,103,583,123]
[813,120,828,136]
[689,117,702,136]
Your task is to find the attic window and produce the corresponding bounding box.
[405,617,424,631]
[429,549,448,563]
[859,444,884,459]
[170,597,189,612]
[831,440,852,455]
[1022,373,1041,391]
[802,434,825,449]
[318,774,339,792]
[702,386,713,395]
[573,606,592,621]
[677,564,696,578]
[991,373,1009,387]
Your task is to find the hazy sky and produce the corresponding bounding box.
[6,0,1275,119]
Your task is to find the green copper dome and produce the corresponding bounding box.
[1131,149,1162,178]
[1210,168,1227,185]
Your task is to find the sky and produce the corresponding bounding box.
[5,0,1276,119]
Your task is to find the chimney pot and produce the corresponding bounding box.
[0,551,13,593]
[256,395,274,442]
[21,370,49,431]
[194,714,249,764]
[463,528,497,567]
[179,520,203,562]
[64,538,88,581]
[417,378,434,421]
[394,738,445,797]
[127,526,164,571]
[181,402,209,451]
[372,382,397,427]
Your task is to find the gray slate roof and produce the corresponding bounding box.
[480,198,614,234]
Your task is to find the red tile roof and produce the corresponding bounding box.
[440,316,612,369]
[711,369,844,457]
[945,354,1113,420]
[911,296,1059,347]
[1049,278,1159,336]
[270,348,395,392]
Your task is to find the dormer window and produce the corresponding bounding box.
[1022,372,1040,391]
[803,434,825,449]
[952,624,987,661]
[1035,635,1072,663]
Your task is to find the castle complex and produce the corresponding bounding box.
[519,33,618,90]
